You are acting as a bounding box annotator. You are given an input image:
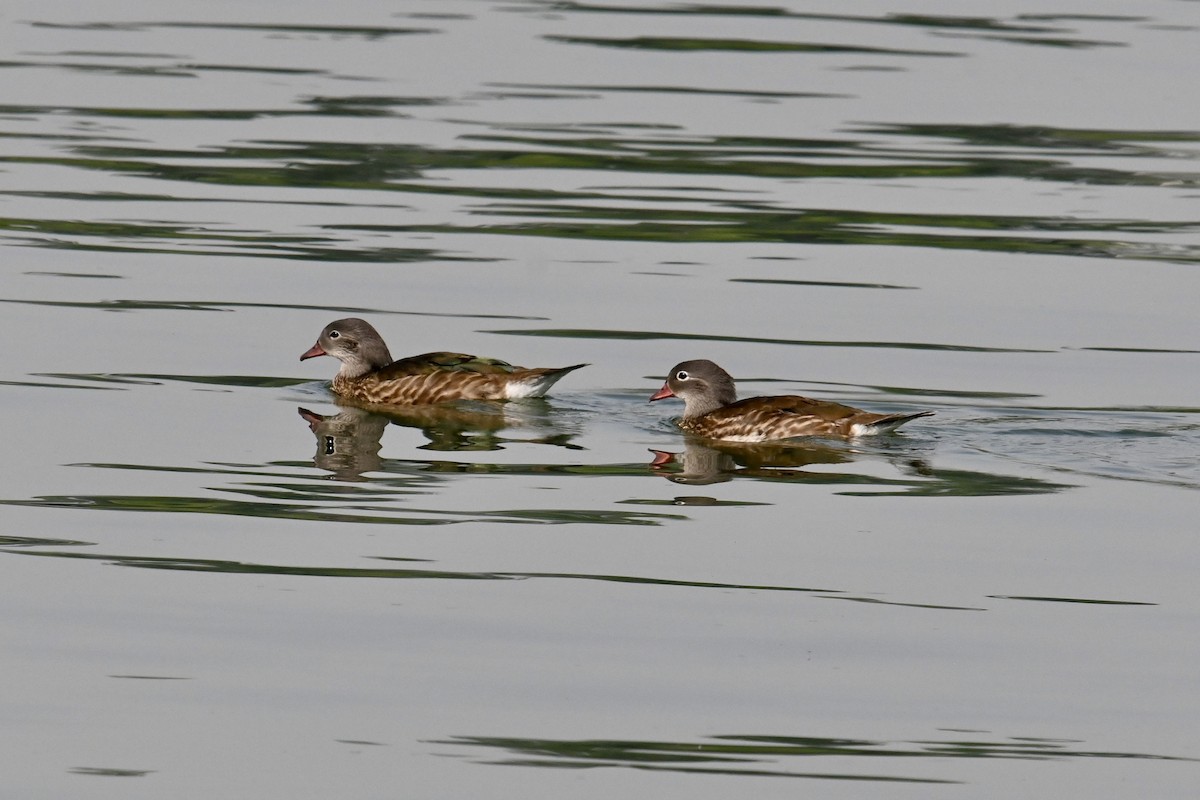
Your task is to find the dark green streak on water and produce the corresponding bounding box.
[0,379,126,391]
[0,495,679,526]
[29,21,435,39]
[48,453,1070,498]
[434,729,1193,777]
[490,82,843,99]
[821,596,983,612]
[68,767,154,778]
[844,467,1071,497]
[2,548,831,593]
[0,95,449,120]
[364,216,1200,263]
[989,595,1156,606]
[0,125,1187,179]
[64,460,656,484]
[1,298,530,318]
[861,122,1198,151]
[1078,346,1200,354]
[0,534,92,548]
[35,372,309,389]
[486,328,1050,353]
[3,125,1198,263]
[534,3,1128,46]
[0,215,475,263]
[5,545,974,612]
[543,34,961,58]
[24,271,123,279]
[730,278,917,290]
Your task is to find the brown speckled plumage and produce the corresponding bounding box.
[301,318,586,406]
[649,359,932,442]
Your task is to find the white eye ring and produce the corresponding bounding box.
[676,370,689,381]
[329,330,340,339]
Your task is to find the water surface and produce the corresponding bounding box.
[1,1,1198,797]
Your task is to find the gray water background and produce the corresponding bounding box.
[2,1,1198,797]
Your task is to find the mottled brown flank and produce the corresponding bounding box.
[333,369,503,405]
[331,355,584,406]
[679,395,934,441]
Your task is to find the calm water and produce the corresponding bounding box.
[2,1,1198,797]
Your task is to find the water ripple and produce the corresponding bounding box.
[432,731,1195,780]
[486,328,1051,353]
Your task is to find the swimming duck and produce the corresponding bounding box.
[649,359,932,441]
[300,318,586,406]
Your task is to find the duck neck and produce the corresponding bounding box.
[683,391,733,419]
[337,340,393,379]
[336,360,375,380]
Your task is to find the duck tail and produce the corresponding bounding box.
[850,410,934,436]
[505,363,589,399]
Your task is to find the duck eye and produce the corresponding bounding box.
[328,330,340,339]
[676,370,689,381]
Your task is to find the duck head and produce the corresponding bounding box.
[649,359,738,418]
[300,318,394,378]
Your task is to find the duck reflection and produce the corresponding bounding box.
[298,399,580,479]
[299,406,389,479]
[649,438,1073,497]
[649,436,860,485]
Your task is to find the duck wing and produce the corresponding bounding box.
[374,351,520,380]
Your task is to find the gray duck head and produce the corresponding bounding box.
[649,359,738,418]
[300,318,394,378]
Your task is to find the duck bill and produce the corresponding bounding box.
[297,407,326,427]
[648,449,675,468]
[648,382,675,402]
[300,342,326,361]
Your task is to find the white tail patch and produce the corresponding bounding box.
[849,411,934,436]
[503,364,588,399]
[504,379,552,399]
